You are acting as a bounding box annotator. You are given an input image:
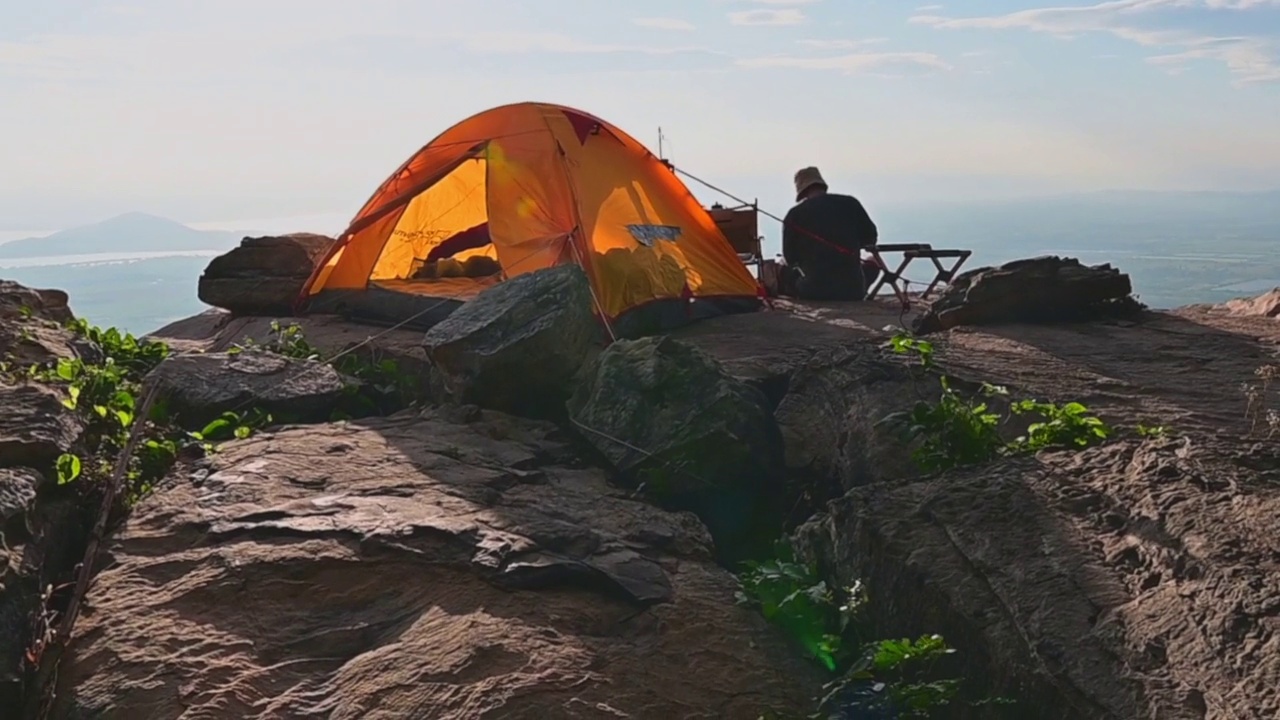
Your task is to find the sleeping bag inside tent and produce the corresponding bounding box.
[298,101,763,335]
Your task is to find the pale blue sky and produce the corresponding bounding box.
[2,0,1279,234]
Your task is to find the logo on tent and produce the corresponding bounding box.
[626,224,682,247]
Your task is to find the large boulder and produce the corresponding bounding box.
[794,436,1280,720]
[0,280,74,325]
[146,350,356,426]
[913,256,1140,334]
[423,264,601,418]
[567,335,785,560]
[198,233,334,316]
[53,410,822,719]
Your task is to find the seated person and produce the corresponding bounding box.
[779,166,878,301]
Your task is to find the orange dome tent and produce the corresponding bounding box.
[297,102,763,335]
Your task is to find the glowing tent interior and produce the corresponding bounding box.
[297,102,764,335]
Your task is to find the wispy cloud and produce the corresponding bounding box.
[631,17,696,32]
[910,0,1280,85]
[729,8,808,25]
[0,27,721,84]
[738,50,951,75]
[797,38,889,49]
[455,31,715,56]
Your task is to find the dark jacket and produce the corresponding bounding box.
[781,192,878,271]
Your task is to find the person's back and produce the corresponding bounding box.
[781,167,878,300]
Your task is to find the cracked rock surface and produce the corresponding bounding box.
[54,408,821,719]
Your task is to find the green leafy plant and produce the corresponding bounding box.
[883,332,1113,471]
[1136,423,1167,438]
[883,378,1008,472]
[737,542,854,672]
[738,540,965,718]
[24,320,184,503]
[189,409,273,445]
[55,453,82,485]
[785,635,966,719]
[1008,398,1112,451]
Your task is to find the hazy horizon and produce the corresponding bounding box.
[4,0,1280,233]
[4,0,1280,332]
[4,184,1279,247]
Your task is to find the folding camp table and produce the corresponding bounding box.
[866,244,973,308]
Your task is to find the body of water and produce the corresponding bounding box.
[2,253,220,335]
[0,250,221,270]
[1,244,1276,337]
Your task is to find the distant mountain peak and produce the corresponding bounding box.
[0,213,242,258]
[92,212,192,228]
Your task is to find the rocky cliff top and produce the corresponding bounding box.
[3,242,1280,719]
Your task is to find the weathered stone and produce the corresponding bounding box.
[423,264,601,418]
[146,350,355,426]
[1216,288,1280,318]
[0,282,88,711]
[0,280,74,325]
[567,335,784,560]
[53,411,822,719]
[772,344,921,497]
[0,322,85,368]
[913,255,1140,334]
[198,233,334,316]
[0,382,83,468]
[795,436,1280,720]
[0,467,39,528]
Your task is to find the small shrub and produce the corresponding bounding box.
[881,378,1007,472]
[883,333,1113,471]
[1008,398,1111,452]
[738,540,964,718]
[21,322,177,501]
[16,319,279,504]
[736,542,856,672]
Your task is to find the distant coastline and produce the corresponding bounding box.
[0,250,223,270]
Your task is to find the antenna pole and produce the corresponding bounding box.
[658,126,664,159]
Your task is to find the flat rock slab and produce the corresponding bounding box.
[147,351,355,426]
[797,436,1280,720]
[56,409,821,719]
[149,313,434,395]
